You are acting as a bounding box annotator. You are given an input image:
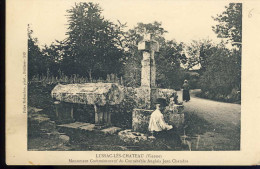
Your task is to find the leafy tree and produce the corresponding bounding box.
[41,40,66,77]
[156,40,186,89]
[199,47,241,101]
[194,3,242,102]
[123,22,187,89]
[122,22,168,87]
[28,25,45,79]
[212,3,242,48]
[63,2,125,79]
[186,39,221,71]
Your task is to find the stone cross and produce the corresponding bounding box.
[136,32,159,109]
[138,32,159,88]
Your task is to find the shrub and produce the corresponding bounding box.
[198,47,241,103]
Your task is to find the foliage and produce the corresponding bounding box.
[198,47,241,102]
[183,71,200,89]
[186,39,220,71]
[28,25,45,79]
[123,22,187,89]
[28,26,69,79]
[112,88,137,128]
[186,3,242,102]
[41,40,68,77]
[156,40,186,89]
[122,21,168,87]
[212,3,242,48]
[122,49,142,87]
[62,2,126,79]
[30,73,123,86]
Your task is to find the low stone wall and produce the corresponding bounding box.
[124,87,176,109]
[157,88,177,102]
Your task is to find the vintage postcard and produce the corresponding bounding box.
[6,0,260,165]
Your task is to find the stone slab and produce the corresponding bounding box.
[57,122,91,129]
[51,83,124,105]
[101,127,122,135]
[138,41,159,52]
[78,124,96,131]
[118,129,149,144]
[58,122,122,134]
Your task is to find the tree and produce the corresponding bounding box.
[28,25,46,79]
[63,2,125,79]
[199,47,241,101]
[212,3,242,48]
[122,22,168,87]
[41,40,66,77]
[186,39,220,71]
[123,22,187,89]
[156,40,186,89]
[196,2,242,102]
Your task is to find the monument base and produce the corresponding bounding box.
[132,105,185,133]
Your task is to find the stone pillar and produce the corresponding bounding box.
[141,51,151,87]
[137,33,159,109]
[150,50,156,88]
[138,37,159,88]
[53,101,74,124]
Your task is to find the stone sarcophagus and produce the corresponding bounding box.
[51,83,124,125]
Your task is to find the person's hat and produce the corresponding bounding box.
[155,98,167,107]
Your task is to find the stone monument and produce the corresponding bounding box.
[131,32,185,133]
[135,32,159,109]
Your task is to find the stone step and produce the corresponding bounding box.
[58,122,91,129]
[57,121,121,134]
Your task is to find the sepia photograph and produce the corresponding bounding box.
[6,0,260,166]
[27,0,241,151]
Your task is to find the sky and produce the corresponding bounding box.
[28,0,231,47]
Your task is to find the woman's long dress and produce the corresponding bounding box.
[182,83,190,101]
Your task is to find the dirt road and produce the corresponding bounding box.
[177,89,241,150]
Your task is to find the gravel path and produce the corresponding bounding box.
[177,89,241,150]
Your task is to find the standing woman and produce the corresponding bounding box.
[182,80,190,102]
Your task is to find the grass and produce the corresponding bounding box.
[28,83,239,151]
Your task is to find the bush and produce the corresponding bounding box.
[197,88,240,103]
[197,48,241,103]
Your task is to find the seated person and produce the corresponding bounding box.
[148,98,182,148]
[149,98,173,134]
